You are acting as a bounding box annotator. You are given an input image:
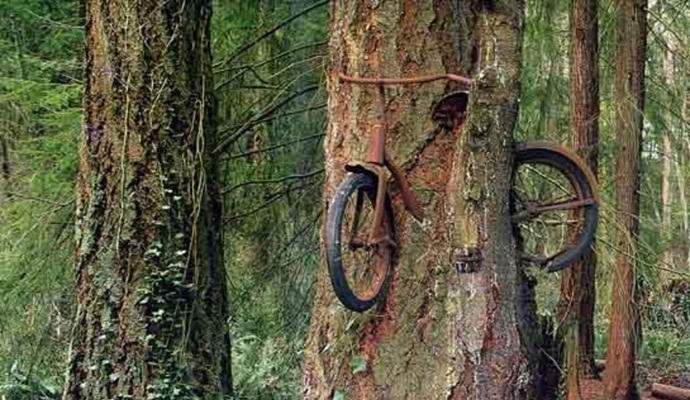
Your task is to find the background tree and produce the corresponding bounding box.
[604,0,648,398]
[302,1,538,399]
[558,0,599,397]
[62,0,231,398]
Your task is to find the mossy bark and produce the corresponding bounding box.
[603,0,647,399]
[558,0,599,397]
[303,1,536,399]
[63,1,231,399]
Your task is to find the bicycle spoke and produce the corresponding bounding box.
[520,164,571,198]
[511,197,594,222]
[349,189,365,239]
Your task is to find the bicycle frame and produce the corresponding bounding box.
[342,83,425,246]
[339,71,472,244]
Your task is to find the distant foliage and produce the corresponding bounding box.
[213,1,327,397]
[0,0,81,395]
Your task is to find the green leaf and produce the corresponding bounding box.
[333,390,346,400]
[349,355,366,374]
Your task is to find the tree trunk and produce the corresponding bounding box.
[660,21,676,278]
[603,0,647,399]
[63,1,231,398]
[303,1,535,399]
[685,92,690,267]
[677,152,689,268]
[661,133,673,270]
[0,134,9,197]
[558,0,599,397]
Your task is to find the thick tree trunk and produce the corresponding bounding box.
[63,1,231,399]
[303,1,534,399]
[603,0,647,399]
[558,0,599,397]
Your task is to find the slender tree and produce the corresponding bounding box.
[63,1,231,398]
[682,89,690,266]
[604,0,647,399]
[558,0,599,397]
[660,10,677,278]
[0,134,9,196]
[303,1,538,399]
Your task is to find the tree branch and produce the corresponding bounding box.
[216,41,328,74]
[222,169,324,195]
[214,0,329,67]
[223,180,320,222]
[217,103,326,136]
[213,84,319,155]
[224,133,325,161]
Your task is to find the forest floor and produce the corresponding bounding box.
[578,379,652,400]
[579,371,690,400]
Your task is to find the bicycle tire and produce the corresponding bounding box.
[326,173,394,312]
[513,143,598,272]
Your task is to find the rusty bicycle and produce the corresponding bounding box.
[326,72,599,312]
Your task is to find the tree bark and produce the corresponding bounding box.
[684,91,690,267]
[558,0,599,397]
[603,0,647,399]
[677,153,689,268]
[661,133,673,270]
[660,20,676,278]
[0,134,9,197]
[63,1,231,398]
[303,1,535,399]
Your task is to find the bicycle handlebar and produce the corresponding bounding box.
[338,72,473,86]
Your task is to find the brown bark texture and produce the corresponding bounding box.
[558,0,600,397]
[63,1,231,399]
[603,0,647,399]
[303,1,537,399]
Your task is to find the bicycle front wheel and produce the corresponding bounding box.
[326,173,394,312]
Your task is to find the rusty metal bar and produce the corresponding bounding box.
[384,153,424,222]
[339,72,473,86]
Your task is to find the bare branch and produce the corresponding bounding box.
[213,84,319,155]
[223,180,321,222]
[217,103,326,136]
[224,133,325,161]
[216,41,328,74]
[222,169,324,195]
[214,0,329,67]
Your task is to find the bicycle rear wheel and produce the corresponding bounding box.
[511,142,598,272]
